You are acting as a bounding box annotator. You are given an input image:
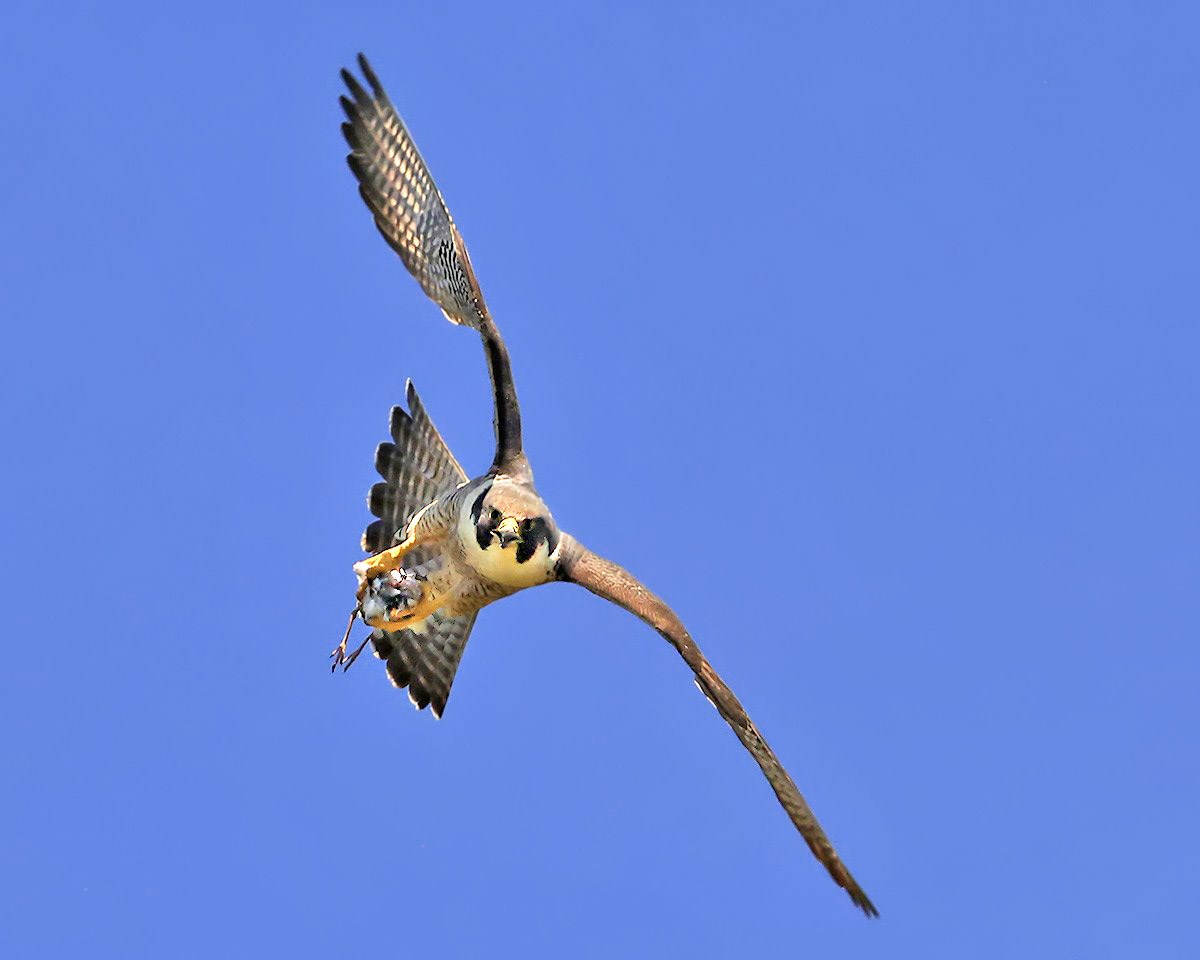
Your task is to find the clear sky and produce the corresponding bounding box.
[2,2,1197,957]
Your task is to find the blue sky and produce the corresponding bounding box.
[2,1,1197,956]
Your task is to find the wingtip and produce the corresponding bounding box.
[367,479,396,519]
[340,65,369,106]
[374,441,396,480]
[356,52,385,99]
[362,519,388,554]
[346,152,367,182]
[405,380,429,422]
[854,893,880,919]
[341,119,362,151]
[389,404,413,443]
[842,876,879,918]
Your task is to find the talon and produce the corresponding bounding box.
[340,640,370,671]
[354,535,426,586]
[330,607,363,672]
[369,587,446,631]
[358,566,437,629]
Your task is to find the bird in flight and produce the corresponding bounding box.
[331,53,878,917]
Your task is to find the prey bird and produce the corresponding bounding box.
[331,54,878,917]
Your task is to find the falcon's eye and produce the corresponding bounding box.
[490,508,502,522]
[519,519,532,533]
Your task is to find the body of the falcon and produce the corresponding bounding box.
[330,54,879,918]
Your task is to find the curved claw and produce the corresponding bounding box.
[330,607,364,673]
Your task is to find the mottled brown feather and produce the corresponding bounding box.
[556,534,879,917]
[340,55,490,331]
[341,53,528,479]
[361,381,476,716]
[362,379,467,553]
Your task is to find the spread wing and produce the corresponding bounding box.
[361,381,477,717]
[341,53,529,481]
[340,55,490,332]
[556,534,879,917]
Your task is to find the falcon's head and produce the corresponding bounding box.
[462,479,560,586]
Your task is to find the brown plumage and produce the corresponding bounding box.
[355,380,480,716]
[334,53,878,917]
[556,537,877,916]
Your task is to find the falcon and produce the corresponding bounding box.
[331,54,878,917]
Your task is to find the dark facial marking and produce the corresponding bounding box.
[514,537,537,564]
[470,488,491,550]
[515,516,559,564]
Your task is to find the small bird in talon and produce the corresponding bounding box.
[332,53,879,917]
[359,569,425,626]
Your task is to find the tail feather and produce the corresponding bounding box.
[371,611,479,718]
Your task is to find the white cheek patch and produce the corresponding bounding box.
[461,522,555,588]
[455,479,558,589]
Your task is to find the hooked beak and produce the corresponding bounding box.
[494,516,521,548]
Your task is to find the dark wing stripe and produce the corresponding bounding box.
[371,611,479,718]
[556,534,879,918]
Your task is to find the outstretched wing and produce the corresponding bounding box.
[341,53,528,480]
[361,382,478,717]
[556,534,879,918]
[340,55,490,331]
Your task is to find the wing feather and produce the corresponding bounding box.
[362,380,467,553]
[371,611,479,719]
[358,381,477,717]
[340,54,490,331]
[341,54,529,479]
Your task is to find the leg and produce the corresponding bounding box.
[332,633,373,672]
[352,528,447,630]
[353,532,431,587]
[330,607,368,671]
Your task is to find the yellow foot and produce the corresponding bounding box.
[354,539,422,588]
[357,567,446,632]
[366,587,446,632]
[354,535,447,630]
